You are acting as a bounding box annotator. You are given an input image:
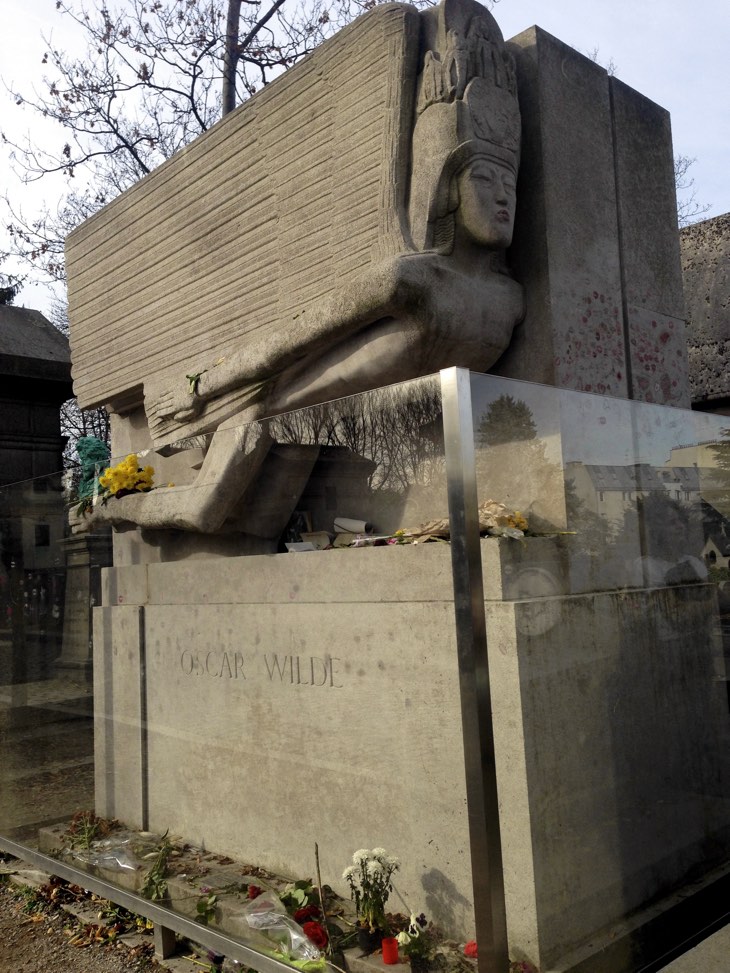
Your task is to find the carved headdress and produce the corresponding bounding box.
[409,0,521,252]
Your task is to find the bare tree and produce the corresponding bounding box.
[2,0,439,464]
[49,299,110,468]
[674,153,711,228]
[2,0,438,285]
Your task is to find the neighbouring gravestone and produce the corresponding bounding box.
[681,212,730,413]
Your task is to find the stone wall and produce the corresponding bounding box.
[680,212,730,412]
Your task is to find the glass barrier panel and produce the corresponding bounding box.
[0,471,97,844]
[4,370,728,972]
[2,374,484,972]
[470,372,730,970]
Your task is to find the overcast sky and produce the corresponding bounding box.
[1,0,728,315]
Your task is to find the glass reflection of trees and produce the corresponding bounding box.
[269,378,444,496]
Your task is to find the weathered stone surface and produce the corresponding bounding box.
[93,605,147,826]
[67,0,523,445]
[488,581,730,969]
[498,27,627,398]
[95,545,477,940]
[496,29,688,406]
[610,78,689,407]
[94,542,730,968]
[0,306,70,380]
[680,213,730,411]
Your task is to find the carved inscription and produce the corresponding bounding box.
[264,653,342,688]
[180,650,246,679]
[178,650,343,688]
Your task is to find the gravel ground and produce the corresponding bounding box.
[0,879,160,973]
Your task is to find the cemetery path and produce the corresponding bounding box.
[0,881,158,973]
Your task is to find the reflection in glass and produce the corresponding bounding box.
[2,374,730,973]
[471,373,730,969]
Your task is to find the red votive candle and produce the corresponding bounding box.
[382,937,399,965]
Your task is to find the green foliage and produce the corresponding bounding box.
[196,892,219,926]
[709,566,730,583]
[342,849,400,934]
[280,879,317,912]
[140,832,172,901]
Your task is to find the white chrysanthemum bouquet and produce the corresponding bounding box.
[342,847,400,933]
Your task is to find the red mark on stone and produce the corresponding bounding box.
[582,316,588,324]
[592,291,599,299]
[651,320,657,328]
[659,332,670,344]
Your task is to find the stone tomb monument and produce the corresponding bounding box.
[63,2,730,971]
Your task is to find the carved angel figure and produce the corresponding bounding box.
[75,0,524,533]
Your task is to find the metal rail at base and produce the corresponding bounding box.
[0,835,301,973]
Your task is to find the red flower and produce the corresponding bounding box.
[302,920,329,949]
[294,905,321,923]
[247,885,263,900]
[464,941,478,958]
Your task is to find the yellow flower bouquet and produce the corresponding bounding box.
[97,454,155,505]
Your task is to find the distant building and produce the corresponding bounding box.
[0,306,71,674]
[0,304,71,486]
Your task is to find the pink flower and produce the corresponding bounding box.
[464,941,478,958]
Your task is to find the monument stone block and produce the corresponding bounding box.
[93,604,147,826]
[487,581,730,969]
[495,29,688,407]
[95,546,477,940]
[610,77,689,407]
